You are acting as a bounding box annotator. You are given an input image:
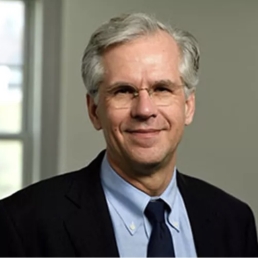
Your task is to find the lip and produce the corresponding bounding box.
[126,129,160,133]
[126,129,161,139]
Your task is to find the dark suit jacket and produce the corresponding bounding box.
[0,151,258,257]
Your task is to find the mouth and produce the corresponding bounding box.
[126,129,161,137]
[126,128,160,133]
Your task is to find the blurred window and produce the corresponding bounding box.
[0,0,27,198]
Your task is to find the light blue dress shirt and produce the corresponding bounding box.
[100,154,197,257]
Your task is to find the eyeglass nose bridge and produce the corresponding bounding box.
[132,88,154,98]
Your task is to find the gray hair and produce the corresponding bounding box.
[81,13,200,100]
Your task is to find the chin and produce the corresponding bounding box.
[128,151,166,172]
[126,143,176,168]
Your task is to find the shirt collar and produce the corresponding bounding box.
[159,170,180,232]
[100,154,180,234]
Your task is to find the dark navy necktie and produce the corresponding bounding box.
[144,199,175,257]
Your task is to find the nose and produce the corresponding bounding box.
[130,89,158,119]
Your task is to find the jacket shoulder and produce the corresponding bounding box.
[1,151,105,216]
[0,168,87,213]
[178,172,255,219]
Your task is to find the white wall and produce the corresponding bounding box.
[58,0,258,224]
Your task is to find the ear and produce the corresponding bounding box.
[184,92,196,126]
[86,94,102,130]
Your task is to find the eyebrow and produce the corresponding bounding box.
[108,81,134,88]
[152,79,178,87]
[107,79,179,89]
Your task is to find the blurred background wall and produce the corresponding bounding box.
[57,0,258,224]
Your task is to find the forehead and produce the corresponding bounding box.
[101,31,181,85]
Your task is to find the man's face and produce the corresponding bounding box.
[87,31,195,176]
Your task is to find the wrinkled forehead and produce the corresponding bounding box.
[100,31,182,86]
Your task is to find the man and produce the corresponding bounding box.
[0,13,257,257]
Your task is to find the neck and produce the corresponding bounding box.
[106,152,176,196]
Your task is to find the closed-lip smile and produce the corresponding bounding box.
[126,129,160,133]
[126,129,162,140]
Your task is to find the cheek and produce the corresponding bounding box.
[100,109,127,138]
[162,103,186,127]
[165,108,186,145]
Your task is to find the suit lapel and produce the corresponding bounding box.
[62,152,224,257]
[64,152,119,257]
[177,172,222,257]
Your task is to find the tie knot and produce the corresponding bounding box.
[144,199,168,224]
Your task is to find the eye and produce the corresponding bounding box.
[154,85,172,93]
[113,85,135,95]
